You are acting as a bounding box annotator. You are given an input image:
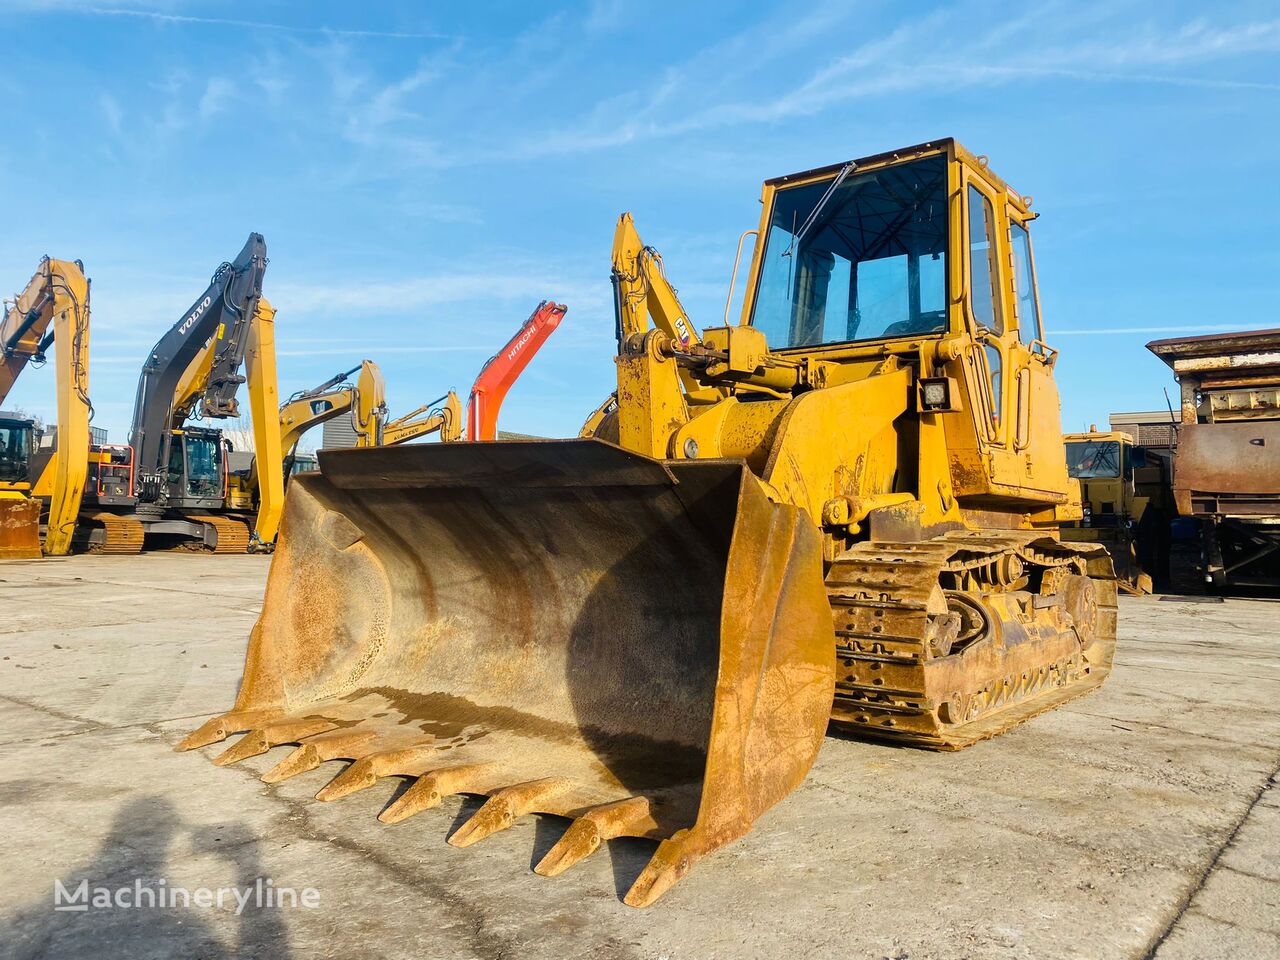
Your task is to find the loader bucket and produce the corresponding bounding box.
[180,439,835,905]
[0,498,42,559]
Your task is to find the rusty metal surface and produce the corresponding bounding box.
[1173,422,1280,516]
[0,498,42,559]
[828,531,1117,749]
[1147,327,1280,359]
[181,439,835,906]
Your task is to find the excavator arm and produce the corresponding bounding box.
[243,298,284,545]
[278,360,386,454]
[0,257,92,555]
[466,301,565,440]
[381,392,462,446]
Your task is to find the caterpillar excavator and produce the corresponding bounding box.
[180,140,1116,906]
[0,257,92,558]
[225,359,388,535]
[80,234,271,552]
[278,360,387,456]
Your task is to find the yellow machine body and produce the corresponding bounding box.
[0,258,91,557]
[184,139,1115,905]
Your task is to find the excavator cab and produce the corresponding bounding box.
[164,427,226,508]
[0,413,34,485]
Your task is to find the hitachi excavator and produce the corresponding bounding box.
[181,140,1116,906]
[378,300,566,444]
[80,234,272,552]
[0,258,92,558]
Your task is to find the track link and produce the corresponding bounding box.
[182,514,251,554]
[826,531,1117,750]
[85,512,145,554]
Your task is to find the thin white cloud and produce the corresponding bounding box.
[78,6,449,40]
[499,6,1280,162]
[197,77,233,120]
[277,346,490,356]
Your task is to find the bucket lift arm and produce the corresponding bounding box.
[1,257,92,555]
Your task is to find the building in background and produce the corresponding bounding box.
[1109,410,1178,455]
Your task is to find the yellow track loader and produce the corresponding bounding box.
[182,139,1116,906]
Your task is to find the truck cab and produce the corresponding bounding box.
[1061,429,1171,592]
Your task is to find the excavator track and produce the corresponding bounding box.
[826,531,1117,750]
[181,514,251,554]
[85,512,145,554]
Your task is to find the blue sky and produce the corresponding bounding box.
[2,0,1278,444]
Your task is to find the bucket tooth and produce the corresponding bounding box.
[378,763,499,824]
[213,718,339,766]
[177,709,281,752]
[448,777,574,848]
[624,832,699,908]
[535,797,654,877]
[314,745,441,802]
[261,731,379,784]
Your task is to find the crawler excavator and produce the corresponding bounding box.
[225,359,387,536]
[181,140,1115,906]
[0,258,92,558]
[80,234,271,552]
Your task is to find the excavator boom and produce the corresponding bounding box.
[466,301,565,440]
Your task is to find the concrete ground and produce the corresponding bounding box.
[1,554,1277,960]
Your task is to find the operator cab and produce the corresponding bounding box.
[1065,437,1124,480]
[745,139,1043,361]
[166,427,226,508]
[0,412,35,486]
[752,152,949,348]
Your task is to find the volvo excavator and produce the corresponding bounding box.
[0,258,92,558]
[181,141,1116,906]
[80,234,272,552]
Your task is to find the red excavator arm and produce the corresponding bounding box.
[466,301,565,441]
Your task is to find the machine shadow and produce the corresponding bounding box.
[4,795,294,960]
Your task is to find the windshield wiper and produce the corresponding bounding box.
[783,161,857,258]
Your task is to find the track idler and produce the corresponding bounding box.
[179,440,835,906]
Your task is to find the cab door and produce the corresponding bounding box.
[958,174,1017,482]
[1002,204,1072,500]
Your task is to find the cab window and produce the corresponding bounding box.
[967,185,1002,334]
[752,153,949,348]
[1010,220,1041,345]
